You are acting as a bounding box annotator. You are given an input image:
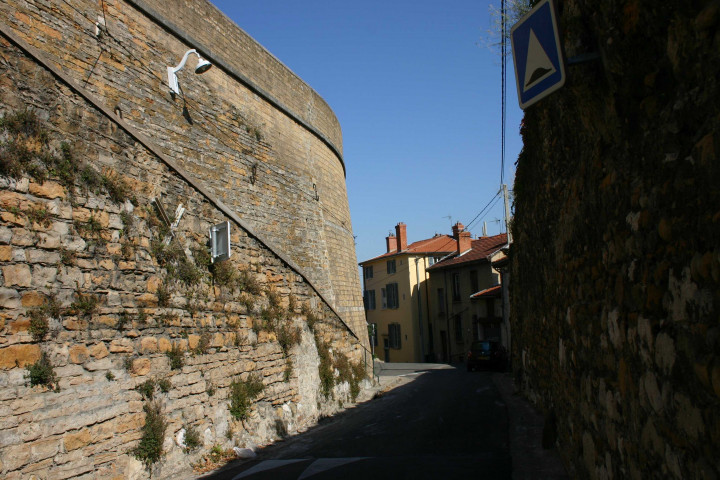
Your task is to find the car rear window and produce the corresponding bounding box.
[471,341,491,352]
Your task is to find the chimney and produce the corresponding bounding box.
[452,222,464,239]
[395,222,407,252]
[452,222,471,254]
[386,233,397,253]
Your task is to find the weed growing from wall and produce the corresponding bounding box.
[25,352,59,391]
[59,247,76,265]
[228,374,264,421]
[28,308,50,342]
[0,110,132,203]
[237,267,261,295]
[70,291,99,318]
[25,205,52,227]
[73,214,106,246]
[123,356,134,371]
[276,323,300,356]
[210,259,236,289]
[133,401,167,468]
[166,343,185,370]
[334,353,367,402]
[136,378,156,400]
[283,358,294,382]
[183,425,201,452]
[157,281,171,307]
[316,339,335,398]
[158,378,172,393]
[301,303,320,332]
[194,332,211,355]
[314,335,366,401]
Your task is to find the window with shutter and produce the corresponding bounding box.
[386,283,399,309]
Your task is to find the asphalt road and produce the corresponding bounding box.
[203,364,512,480]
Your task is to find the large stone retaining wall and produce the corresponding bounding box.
[0,10,370,480]
[510,0,720,478]
[0,0,368,351]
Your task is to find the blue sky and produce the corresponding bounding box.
[210,0,524,265]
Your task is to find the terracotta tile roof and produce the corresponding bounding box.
[470,285,502,299]
[427,233,508,270]
[359,234,457,265]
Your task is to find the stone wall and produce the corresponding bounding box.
[510,0,720,478]
[0,0,368,351]
[0,26,370,479]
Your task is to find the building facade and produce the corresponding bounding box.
[359,223,456,362]
[427,224,508,363]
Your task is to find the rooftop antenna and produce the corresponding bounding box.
[443,215,452,228]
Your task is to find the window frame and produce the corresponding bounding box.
[470,270,478,293]
[454,314,463,342]
[386,282,399,309]
[364,265,374,279]
[452,272,461,301]
[387,259,396,274]
[364,289,376,310]
[389,323,402,349]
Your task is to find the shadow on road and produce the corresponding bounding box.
[203,366,511,479]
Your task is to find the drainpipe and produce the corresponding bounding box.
[443,270,451,363]
[424,257,433,359]
[415,258,425,362]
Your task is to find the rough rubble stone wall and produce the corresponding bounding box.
[510,0,720,478]
[0,0,368,351]
[0,33,369,479]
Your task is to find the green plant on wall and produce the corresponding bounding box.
[136,378,156,400]
[25,352,59,391]
[194,331,211,355]
[157,281,171,307]
[25,205,52,227]
[316,339,335,398]
[210,259,236,289]
[74,214,106,246]
[237,267,261,295]
[228,374,264,421]
[133,401,167,468]
[334,354,367,402]
[70,291,99,318]
[166,343,185,370]
[0,110,131,203]
[301,303,320,332]
[28,308,50,342]
[183,424,201,453]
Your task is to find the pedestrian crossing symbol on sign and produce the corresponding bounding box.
[510,0,565,109]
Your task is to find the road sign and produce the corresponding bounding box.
[510,0,565,109]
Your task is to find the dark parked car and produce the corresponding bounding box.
[466,340,507,371]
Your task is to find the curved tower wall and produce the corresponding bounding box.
[0,0,367,347]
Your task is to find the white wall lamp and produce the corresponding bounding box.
[167,49,212,95]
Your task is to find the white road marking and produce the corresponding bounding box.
[298,458,369,479]
[231,459,307,479]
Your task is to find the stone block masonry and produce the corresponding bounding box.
[510,1,720,479]
[0,0,368,353]
[0,23,370,479]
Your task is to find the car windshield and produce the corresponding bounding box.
[471,341,491,353]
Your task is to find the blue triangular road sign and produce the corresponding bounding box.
[510,0,565,109]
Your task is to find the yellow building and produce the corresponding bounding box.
[427,224,508,363]
[359,223,457,362]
